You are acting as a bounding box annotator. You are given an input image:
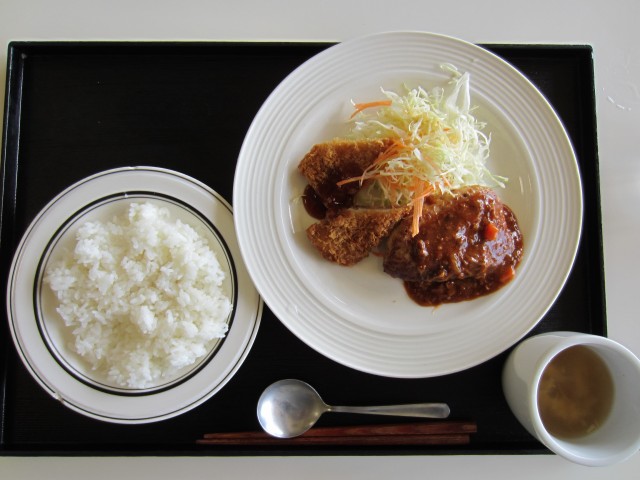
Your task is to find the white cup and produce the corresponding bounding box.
[502,331,640,466]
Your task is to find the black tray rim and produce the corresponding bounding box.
[0,40,604,457]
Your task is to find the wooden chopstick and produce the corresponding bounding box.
[202,420,476,438]
[197,421,476,446]
[197,434,470,446]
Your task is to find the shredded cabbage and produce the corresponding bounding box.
[346,64,506,209]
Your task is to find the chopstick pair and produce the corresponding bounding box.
[196,420,477,446]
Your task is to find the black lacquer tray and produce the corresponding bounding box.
[0,41,603,456]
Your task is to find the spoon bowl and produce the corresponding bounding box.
[257,379,451,438]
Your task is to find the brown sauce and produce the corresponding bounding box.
[314,175,359,211]
[404,265,516,306]
[302,185,327,220]
[391,189,523,306]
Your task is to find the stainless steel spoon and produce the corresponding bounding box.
[256,378,451,438]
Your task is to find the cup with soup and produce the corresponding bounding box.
[502,331,640,466]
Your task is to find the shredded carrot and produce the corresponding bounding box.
[374,139,405,164]
[335,170,381,187]
[350,100,392,119]
[411,195,425,237]
[409,183,434,237]
[334,136,435,233]
[335,140,405,187]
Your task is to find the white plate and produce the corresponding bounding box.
[233,31,582,378]
[7,167,262,423]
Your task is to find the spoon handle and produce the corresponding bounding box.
[329,403,450,419]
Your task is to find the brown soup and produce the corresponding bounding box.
[537,345,614,439]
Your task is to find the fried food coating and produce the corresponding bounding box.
[306,207,410,266]
[298,138,394,209]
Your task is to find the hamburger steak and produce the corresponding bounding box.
[383,186,523,305]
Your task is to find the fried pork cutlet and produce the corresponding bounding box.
[298,138,395,209]
[306,207,410,266]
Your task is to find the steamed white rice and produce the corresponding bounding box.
[45,201,232,389]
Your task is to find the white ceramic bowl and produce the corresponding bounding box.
[502,332,640,466]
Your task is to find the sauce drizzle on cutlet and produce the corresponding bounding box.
[302,185,327,220]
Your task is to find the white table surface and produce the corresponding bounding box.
[1,0,638,478]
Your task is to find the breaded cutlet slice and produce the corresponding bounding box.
[298,138,395,207]
[306,206,410,266]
